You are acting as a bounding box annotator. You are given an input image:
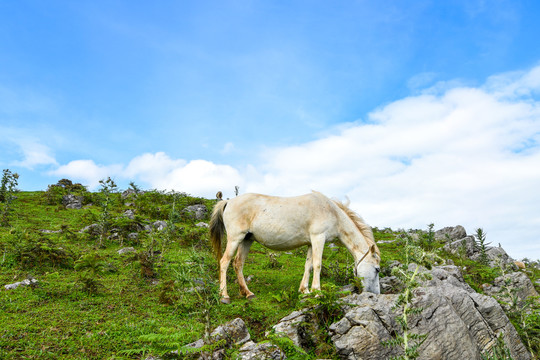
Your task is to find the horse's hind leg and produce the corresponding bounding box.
[233,237,255,299]
[219,235,243,304]
[299,246,313,294]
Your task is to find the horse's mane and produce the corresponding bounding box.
[331,199,380,256]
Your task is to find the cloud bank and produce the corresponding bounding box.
[50,66,540,260]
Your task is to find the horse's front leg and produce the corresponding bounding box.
[310,234,326,292]
[298,246,313,294]
[233,238,255,299]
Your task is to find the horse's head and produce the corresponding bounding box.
[354,244,381,294]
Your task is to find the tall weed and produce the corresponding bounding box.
[0,169,19,226]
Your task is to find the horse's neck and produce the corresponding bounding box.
[337,214,368,263]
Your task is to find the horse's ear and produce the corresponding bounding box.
[370,244,376,254]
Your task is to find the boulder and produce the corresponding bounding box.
[482,272,539,308]
[181,318,253,359]
[379,275,401,294]
[471,246,514,268]
[62,194,83,209]
[5,278,38,290]
[79,223,102,236]
[329,270,531,360]
[443,236,477,257]
[209,317,251,347]
[152,221,168,231]
[124,209,135,220]
[238,340,285,359]
[117,247,136,255]
[271,310,314,348]
[434,225,467,242]
[184,205,208,220]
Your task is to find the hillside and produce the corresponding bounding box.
[1,180,539,359]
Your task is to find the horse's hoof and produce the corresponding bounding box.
[221,297,231,304]
[246,294,256,301]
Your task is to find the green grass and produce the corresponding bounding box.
[0,191,358,359]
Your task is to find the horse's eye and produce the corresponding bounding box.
[375,267,380,274]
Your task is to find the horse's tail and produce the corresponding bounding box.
[209,200,228,261]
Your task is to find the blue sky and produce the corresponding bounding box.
[1,1,540,260]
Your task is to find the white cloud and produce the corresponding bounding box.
[11,140,58,169]
[50,160,123,189]
[155,160,243,197]
[52,153,243,198]
[0,128,59,169]
[124,152,186,184]
[124,153,243,197]
[221,142,235,154]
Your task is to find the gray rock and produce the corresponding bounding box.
[443,236,477,257]
[79,223,102,235]
[238,340,285,360]
[270,265,531,360]
[179,318,252,359]
[153,221,168,231]
[62,194,83,209]
[271,310,316,348]
[434,225,467,242]
[471,246,514,268]
[121,189,136,199]
[330,282,531,360]
[5,278,38,290]
[124,209,135,220]
[40,229,62,234]
[184,204,208,220]
[425,265,475,293]
[380,275,401,294]
[210,317,251,347]
[196,222,209,228]
[483,272,539,308]
[117,247,136,255]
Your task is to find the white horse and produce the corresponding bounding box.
[209,191,381,304]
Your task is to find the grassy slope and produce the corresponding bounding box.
[0,191,538,359]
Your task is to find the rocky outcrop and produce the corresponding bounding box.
[271,310,318,349]
[271,265,532,360]
[434,225,467,242]
[441,226,515,268]
[62,194,83,209]
[483,272,539,307]
[184,204,208,220]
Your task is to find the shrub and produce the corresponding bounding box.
[0,169,19,226]
[6,229,75,269]
[74,253,108,294]
[43,178,89,206]
[475,228,491,266]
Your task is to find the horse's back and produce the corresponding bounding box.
[223,192,339,250]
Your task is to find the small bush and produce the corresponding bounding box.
[7,229,75,269]
[43,178,89,206]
